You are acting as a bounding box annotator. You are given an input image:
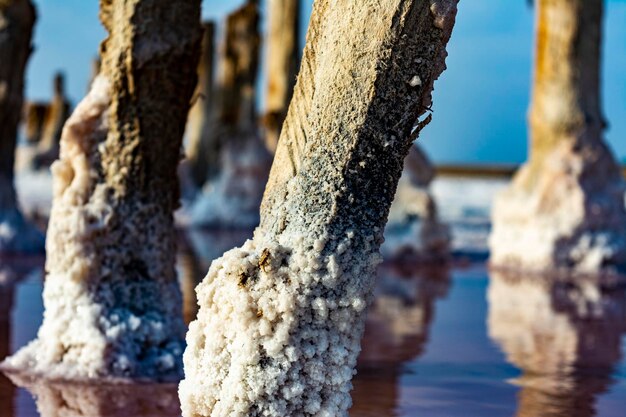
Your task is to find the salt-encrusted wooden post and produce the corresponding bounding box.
[384,143,450,261]
[263,0,300,152]
[189,0,272,228]
[0,0,42,254]
[186,22,217,188]
[180,0,458,415]
[490,0,626,274]
[3,0,201,380]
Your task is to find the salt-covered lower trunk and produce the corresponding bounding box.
[180,1,458,415]
[0,0,44,254]
[489,0,626,274]
[487,271,626,417]
[2,0,201,380]
[383,144,450,261]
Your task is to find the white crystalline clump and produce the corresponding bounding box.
[180,226,382,417]
[2,76,186,381]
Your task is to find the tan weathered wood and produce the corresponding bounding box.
[490,0,626,274]
[263,0,300,152]
[3,0,202,380]
[181,0,458,415]
[218,0,260,131]
[32,72,71,168]
[23,102,47,144]
[189,0,272,228]
[186,21,217,187]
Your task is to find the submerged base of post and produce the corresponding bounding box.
[180,232,381,417]
[490,142,626,275]
[1,77,186,382]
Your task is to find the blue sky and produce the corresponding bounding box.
[28,0,626,164]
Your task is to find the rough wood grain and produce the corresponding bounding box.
[263,0,300,152]
[3,0,202,380]
[181,1,458,415]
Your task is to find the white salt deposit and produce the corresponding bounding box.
[490,143,626,274]
[187,133,272,229]
[383,175,449,261]
[180,226,382,417]
[2,76,186,381]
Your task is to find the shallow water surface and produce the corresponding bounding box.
[1,243,625,417]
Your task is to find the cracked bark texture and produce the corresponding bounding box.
[0,0,43,254]
[189,0,272,229]
[180,0,458,415]
[263,0,300,153]
[490,0,626,274]
[3,0,201,380]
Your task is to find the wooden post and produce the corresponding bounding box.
[186,21,217,188]
[0,0,43,254]
[180,0,458,415]
[3,0,202,380]
[384,144,450,261]
[188,0,272,229]
[263,0,300,152]
[33,72,71,168]
[490,0,626,274]
[0,0,35,214]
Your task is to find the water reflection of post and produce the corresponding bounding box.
[487,272,626,417]
[350,265,450,417]
[6,376,180,417]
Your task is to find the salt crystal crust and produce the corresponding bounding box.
[3,77,186,381]
[180,0,458,415]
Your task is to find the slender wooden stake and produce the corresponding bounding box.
[33,72,71,168]
[186,21,217,187]
[263,0,300,152]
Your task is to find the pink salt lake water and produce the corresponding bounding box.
[1,176,626,416]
